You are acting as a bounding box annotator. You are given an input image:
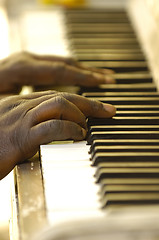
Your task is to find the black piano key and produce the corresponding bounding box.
[67,22,134,31]
[101,186,159,207]
[66,11,130,24]
[96,161,159,169]
[83,92,158,97]
[65,9,128,15]
[81,60,145,65]
[102,193,159,208]
[85,96,159,105]
[97,169,159,207]
[68,28,135,35]
[100,178,159,206]
[90,139,159,153]
[89,131,159,145]
[66,13,131,22]
[91,146,159,158]
[70,34,137,40]
[88,117,159,127]
[100,185,159,196]
[115,75,152,84]
[96,168,159,183]
[71,38,139,46]
[116,111,159,117]
[79,83,156,94]
[71,44,141,49]
[90,140,159,155]
[66,17,130,24]
[92,152,159,166]
[100,178,159,185]
[116,105,159,111]
[83,78,152,85]
[67,20,132,25]
[66,9,128,14]
[89,125,159,133]
[95,106,159,116]
[116,78,152,83]
[99,186,159,208]
[88,126,159,145]
[80,61,148,72]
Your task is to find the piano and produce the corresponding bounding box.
[8,0,159,239]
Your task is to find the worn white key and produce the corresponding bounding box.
[40,141,103,225]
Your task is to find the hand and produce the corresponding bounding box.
[0,90,116,179]
[0,51,115,93]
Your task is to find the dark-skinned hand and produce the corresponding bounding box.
[0,51,115,93]
[0,90,116,180]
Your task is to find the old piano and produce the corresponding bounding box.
[8,0,159,239]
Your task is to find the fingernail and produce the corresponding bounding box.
[82,128,87,138]
[105,76,116,84]
[103,104,116,117]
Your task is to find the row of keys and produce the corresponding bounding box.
[65,8,159,208]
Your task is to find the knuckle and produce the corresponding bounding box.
[54,95,67,108]
[43,90,57,95]
[1,97,25,113]
[60,92,71,100]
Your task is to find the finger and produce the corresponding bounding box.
[60,92,116,118]
[73,62,115,75]
[27,96,87,129]
[86,67,115,75]
[0,92,58,116]
[30,52,77,65]
[22,61,115,87]
[30,119,87,143]
[30,52,115,76]
[61,65,116,86]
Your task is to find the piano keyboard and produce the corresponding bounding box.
[39,7,159,226]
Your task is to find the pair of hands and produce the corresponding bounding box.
[0,52,116,179]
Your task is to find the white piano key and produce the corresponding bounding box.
[41,141,90,159]
[42,168,100,211]
[40,141,101,224]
